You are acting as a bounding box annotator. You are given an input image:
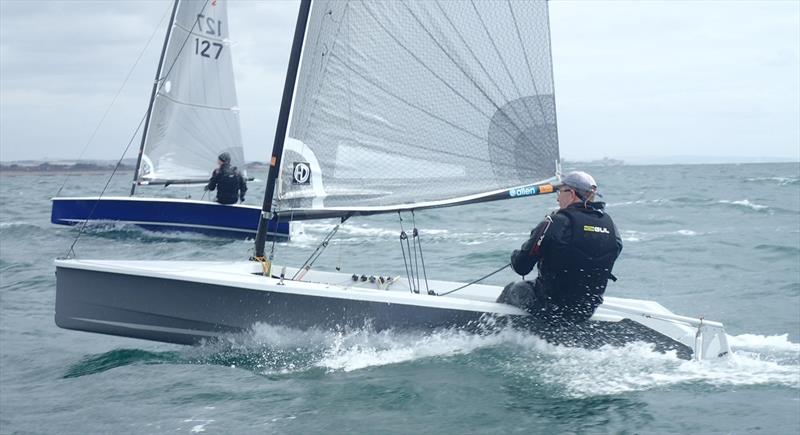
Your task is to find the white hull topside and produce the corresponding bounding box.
[54,259,731,360]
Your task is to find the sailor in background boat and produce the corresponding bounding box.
[204,152,247,205]
[498,171,623,326]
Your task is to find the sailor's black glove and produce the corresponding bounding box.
[240,196,245,203]
[203,185,210,191]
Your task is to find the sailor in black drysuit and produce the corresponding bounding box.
[498,171,623,327]
[205,152,247,205]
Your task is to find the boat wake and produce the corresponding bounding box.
[242,325,799,395]
[68,325,797,395]
[64,220,242,244]
[522,333,799,398]
[62,325,799,398]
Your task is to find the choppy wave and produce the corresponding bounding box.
[754,244,800,257]
[606,199,673,207]
[717,199,771,212]
[745,176,799,186]
[0,221,43,232]
[609,197,790,215]
[63,349,181,378]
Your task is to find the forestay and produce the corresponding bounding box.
[138,0,245,184]
[276,0,560,219]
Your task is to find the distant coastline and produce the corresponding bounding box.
[0,161,135,175]
[1,157,796,175]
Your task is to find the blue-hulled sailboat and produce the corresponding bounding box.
[51,0,288,240]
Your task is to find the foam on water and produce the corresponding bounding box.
[316,327,503,372]
[621,229,700,243]
[297,221,527,247]
[525,335,800,398]
[300,222,399,240]
[204,324,800,398]
[728,333,800,353]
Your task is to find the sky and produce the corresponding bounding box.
[0,0,798,164]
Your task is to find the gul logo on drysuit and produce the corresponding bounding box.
[583,225,610,234]
[293,162,311,184]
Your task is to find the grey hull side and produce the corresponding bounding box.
[55,267,483,345]
[55,266,693,359]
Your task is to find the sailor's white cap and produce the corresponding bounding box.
[555,171,602,198]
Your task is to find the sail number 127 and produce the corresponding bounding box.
[194,14,223,59]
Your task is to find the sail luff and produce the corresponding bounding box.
[130,0,180,196]
[253,0,313,259]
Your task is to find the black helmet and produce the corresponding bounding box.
[218,152,231,164]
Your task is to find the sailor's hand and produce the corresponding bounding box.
[204,185,210,191]
[240,196,245,203]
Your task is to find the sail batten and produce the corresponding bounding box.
[277,0,559,214]
[156,92,239,112]
[138,0,245,184]
[173,23,228,42]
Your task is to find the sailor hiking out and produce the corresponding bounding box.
[498,171,623,326]
[205,152,247,205]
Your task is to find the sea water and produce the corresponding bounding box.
[1,162,798,434]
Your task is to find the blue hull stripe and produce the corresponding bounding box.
[51,197,289,240]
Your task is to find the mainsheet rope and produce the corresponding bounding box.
[436,263,511,297]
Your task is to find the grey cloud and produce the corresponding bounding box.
[1,0,798,162]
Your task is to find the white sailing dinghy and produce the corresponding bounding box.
[51,0,288,240]
[55,0,731,360]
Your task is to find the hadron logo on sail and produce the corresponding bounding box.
[293,162,311,184]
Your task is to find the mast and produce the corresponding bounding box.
[254,0,312,259]
[130,0,180,196]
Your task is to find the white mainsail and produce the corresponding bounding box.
[276,0,559,217]
[138,0,245,184]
